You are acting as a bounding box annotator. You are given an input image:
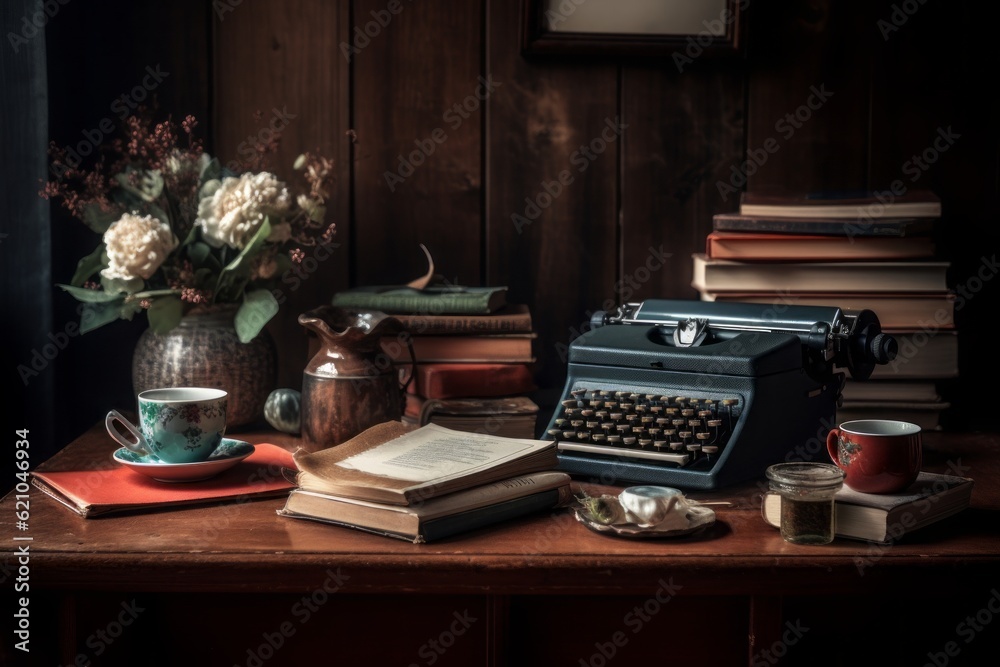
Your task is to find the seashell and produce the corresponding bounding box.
[618,485,690,528]
[264,388,301,434]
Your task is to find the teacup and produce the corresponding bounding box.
[826,419,922,494]
[106,387,228,464]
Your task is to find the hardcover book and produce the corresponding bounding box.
[738,190,941,219]
[385,333,537,364]
[404,395,540,439]
[392,304,533,335]
[712,212,935,237]
[691,254,950,293]
[698,291,955,330]
[30,443,296,518]
[331,285,507,314]
[761,471,973,544]
[290,421,558,506]
[403,362,538,399]
[278,470,573,543]
[704,230,935,262]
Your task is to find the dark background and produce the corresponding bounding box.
[4,0,999,474]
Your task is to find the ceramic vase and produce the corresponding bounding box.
[131,304,277,428]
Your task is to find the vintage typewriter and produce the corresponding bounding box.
[542,299,897,490]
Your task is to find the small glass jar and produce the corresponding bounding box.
[765,462,845,545]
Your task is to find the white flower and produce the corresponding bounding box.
[101,212,177,285]
[195,172,291,249]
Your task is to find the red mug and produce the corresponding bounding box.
[826,419,922,494]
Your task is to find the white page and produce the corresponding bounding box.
[334,423,547,483]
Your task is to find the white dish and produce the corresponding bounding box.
[112,438,255,482]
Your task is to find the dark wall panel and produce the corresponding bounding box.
[352,0,483,287]
[485,0,619,397]
[214,0,351,391]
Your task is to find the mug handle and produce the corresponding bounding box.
[105,410,152,457]
[826,427,843,469]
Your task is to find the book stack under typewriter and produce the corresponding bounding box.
[692,190,956,430]
[331,284,541,438]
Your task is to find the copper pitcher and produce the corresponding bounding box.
[298,305,412,451]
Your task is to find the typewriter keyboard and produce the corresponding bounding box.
[548,388,743,468]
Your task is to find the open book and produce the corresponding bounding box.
[291,421,559,506]
[279,470,572,543]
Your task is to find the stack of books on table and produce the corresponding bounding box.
[278,421,573,543]
[331,285,540,438]
[693,190,956,430]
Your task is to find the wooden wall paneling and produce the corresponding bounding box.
[214,0,351,392]
[867,0,1000,430]
[620,61,746,303]
[485,0,618,402]
[744,0,872,195]
[351,0,483,287]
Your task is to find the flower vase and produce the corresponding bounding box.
[131,305,278,428]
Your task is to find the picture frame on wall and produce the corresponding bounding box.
[520,0,745,61]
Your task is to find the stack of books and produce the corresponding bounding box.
[331,285,540,438]
[278,421,573,543]
[693,190,956,429]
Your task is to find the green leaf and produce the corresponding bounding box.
[57,284,124,303]
[223,218,272,276]
[187,241,214,268]
[199,155,222,183]
[146,203,171,226]
[79,301,124,333]
[235,289,279,343]
[80,203,121,234]
[146,296,183,334]
[70,245,107,287]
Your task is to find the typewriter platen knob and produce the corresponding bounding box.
[844,309,897,380]
[869,332,898,365]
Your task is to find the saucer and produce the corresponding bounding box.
[572,496,716,539]
[113,438,255,482]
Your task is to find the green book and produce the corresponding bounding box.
[331,285,508,314]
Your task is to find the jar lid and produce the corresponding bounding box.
[765,462,844,489]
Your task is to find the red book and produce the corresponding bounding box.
[704,230,935,261]
[30,443,296,518]
[403,362,537,399]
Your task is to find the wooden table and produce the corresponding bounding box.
[3,422,1000,666]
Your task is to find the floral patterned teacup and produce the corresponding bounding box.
[106,387,228,463]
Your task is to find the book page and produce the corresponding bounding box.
[334,423,545,483]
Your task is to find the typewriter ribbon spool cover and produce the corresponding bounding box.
[543,299,897,491]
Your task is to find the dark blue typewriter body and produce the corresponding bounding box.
[543,299,896,490]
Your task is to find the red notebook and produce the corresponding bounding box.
[31,443,297,518]
[404,362,538,399]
